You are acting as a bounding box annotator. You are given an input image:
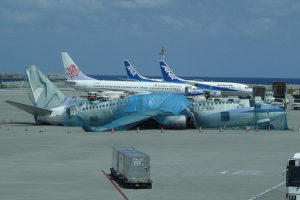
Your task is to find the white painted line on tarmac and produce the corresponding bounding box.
[248,181,285,200]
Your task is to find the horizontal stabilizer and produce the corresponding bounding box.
[6,100,52,116]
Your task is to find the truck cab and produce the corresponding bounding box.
[286,153,300,199]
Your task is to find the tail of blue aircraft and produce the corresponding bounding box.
[61,52,95,81]
[124,60,154,82]
[159,60,185,83]
[24,65,66,109]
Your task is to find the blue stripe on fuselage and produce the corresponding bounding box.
[196,83,238,92]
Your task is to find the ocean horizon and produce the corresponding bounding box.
[89,75,300,85]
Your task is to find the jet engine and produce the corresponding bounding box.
[154,115,187,129]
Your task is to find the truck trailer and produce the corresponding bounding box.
[286,153,300,199]
[110,147,152,189]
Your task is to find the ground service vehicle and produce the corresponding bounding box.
[286,153,300,199]
[110,147,152,189]
[292,95,300,110]
[272,82,286,109]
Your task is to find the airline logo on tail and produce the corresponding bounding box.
[161,62,177,81]
[127,65,137,77]
[66,64,80,78]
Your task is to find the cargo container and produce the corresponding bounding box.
[252,86,266,100]
[110,147,152,189]
[273,81,286,99]
[112,147,136,172]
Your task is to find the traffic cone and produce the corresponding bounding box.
[298,125,300,132]
[137,127,140,134]
[2,120,5,124]
[40,127,43,133]
[7,126,10,131]
[246,126,249,132]
[25,127,28,132]
[268,126,271,132]
[255,127,258,132]
[67,129,71,134]
[292,127,295,132]
[161,127,164,133]
[111,128,114,134]
[199,127,202,133]
[219,127,223,132]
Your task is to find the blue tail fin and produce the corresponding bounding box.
[124,60,154,82]
[159,60,185,83]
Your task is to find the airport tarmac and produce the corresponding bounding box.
[0,89,299,200]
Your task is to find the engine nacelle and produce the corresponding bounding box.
[154,115,187,129]
[210,90,222,97]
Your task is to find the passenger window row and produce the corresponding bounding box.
[82,100,128,111]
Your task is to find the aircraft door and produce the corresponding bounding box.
[185,86,192,94]
[66,105,77,119]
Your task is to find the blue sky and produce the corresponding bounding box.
[0,0,300,78]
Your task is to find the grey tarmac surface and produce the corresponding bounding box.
[0,89,299,200]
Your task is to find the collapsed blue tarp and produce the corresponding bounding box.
[79,94,191,132]
[125,94,190,115]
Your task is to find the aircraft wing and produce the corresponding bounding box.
[79,110,162,132]
[6,100,52,116]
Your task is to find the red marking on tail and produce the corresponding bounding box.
[66,64,80,78]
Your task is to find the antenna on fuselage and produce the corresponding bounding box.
[160,46,166,61]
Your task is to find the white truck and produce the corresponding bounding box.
[286,153,300,200]
[292,95,300,110]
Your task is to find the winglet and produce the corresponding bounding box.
[159,60,185,83]
[61,52,95,81]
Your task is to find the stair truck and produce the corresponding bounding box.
[110,147,152,189]
[286,153,300,199]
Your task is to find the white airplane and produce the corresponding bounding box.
[124,59,222,97]
[61,52,204,96]
[159,60,253,97]
[6,66,192,131]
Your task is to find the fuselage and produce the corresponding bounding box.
[36,98,129,126]
[192,99,286,129]
[194,81,253,97]
[67,79,204,95]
